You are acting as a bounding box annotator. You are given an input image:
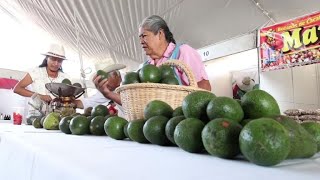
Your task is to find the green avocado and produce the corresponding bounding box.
[97,70,110,81]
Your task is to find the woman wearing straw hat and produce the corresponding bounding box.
[13,43,70,117]
[93,15,211,105]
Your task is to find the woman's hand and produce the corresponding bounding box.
[39,94,52,102]
[92,74,122,105]
[93,75,112,97]
[197,79,212,91]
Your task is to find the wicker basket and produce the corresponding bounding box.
[115,60,206,121]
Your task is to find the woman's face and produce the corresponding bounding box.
[139,27,162,57]
[47,56,64,72]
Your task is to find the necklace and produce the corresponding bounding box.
[48,76,56,83]
[47,71,59,83]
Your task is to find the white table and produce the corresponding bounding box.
[0,124,319,180]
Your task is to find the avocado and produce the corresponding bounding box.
[206,96,244,122]
[59,116,73,134]
[72,82,82,88]
[139,64,161,83]
[96,70,109,81]
[159,65,175,79]
[144,100,173,119]
[43,112,61,130]
[174,118,205,153]
[91,104,109,117]
[122,72,140,85]
[241,89,280,119]
[272,115,317,159]
[69,115,90,135]
[83,107,93,117]
[182,91,216,122]
[165,116,185,145]
[161,76,179,85]
[202,118,242,159]
[32,117,43,128]
[239,118,290,166]
[143,116,170,146]
[61,78,72,85]
[104,116,128,140]
[127,119,149,143]
[301,122,320,152]
[172,106,184,117]
[90,116,107,136]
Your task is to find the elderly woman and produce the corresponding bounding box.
[138,15,211,90]
[94,15,211,105]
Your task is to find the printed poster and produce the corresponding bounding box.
[260,12,320,71]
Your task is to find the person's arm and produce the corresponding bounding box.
[197,79,211,91]
[178,44,212,91]
[13,73,52,102]
[75,91,114,109]
[102,91,121,105]
[93,75,122,105]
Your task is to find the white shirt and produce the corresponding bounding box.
[27,67,70,116]
[28,67,70,98]
[82,91,110,109]
[81,91,125,118]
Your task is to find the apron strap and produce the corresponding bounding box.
[169,43,183,85]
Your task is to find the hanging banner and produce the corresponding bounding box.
[260,12,320,72]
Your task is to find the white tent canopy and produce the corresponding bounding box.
[0,0,318,74]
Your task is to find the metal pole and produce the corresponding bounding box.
[73,8,88,98]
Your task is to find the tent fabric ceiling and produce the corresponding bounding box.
[0,0,318,70]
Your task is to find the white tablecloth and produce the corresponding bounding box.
[0,123,319,180]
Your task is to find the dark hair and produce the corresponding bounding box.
[39,56,63,72]
[140,15,176,44]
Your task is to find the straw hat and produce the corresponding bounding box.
[95,64,126,73]
[236,76,255,92]
[41,43,66,60]
[89,63,127,80]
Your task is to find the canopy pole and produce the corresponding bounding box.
[73,8,88,98]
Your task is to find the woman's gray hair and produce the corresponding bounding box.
[140,15,176,44]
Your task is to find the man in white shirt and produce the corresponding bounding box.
[74,68,124,117]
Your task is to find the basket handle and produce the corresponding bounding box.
[161,59,197,87]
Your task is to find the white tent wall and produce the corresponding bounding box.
[204,49,259,97]
[0,68,26,80]
[260,64,320,113]
[198,32,257,61]
[205,48,320,114]
[204,44,320,115]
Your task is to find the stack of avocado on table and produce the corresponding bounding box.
[30,67,320,167]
